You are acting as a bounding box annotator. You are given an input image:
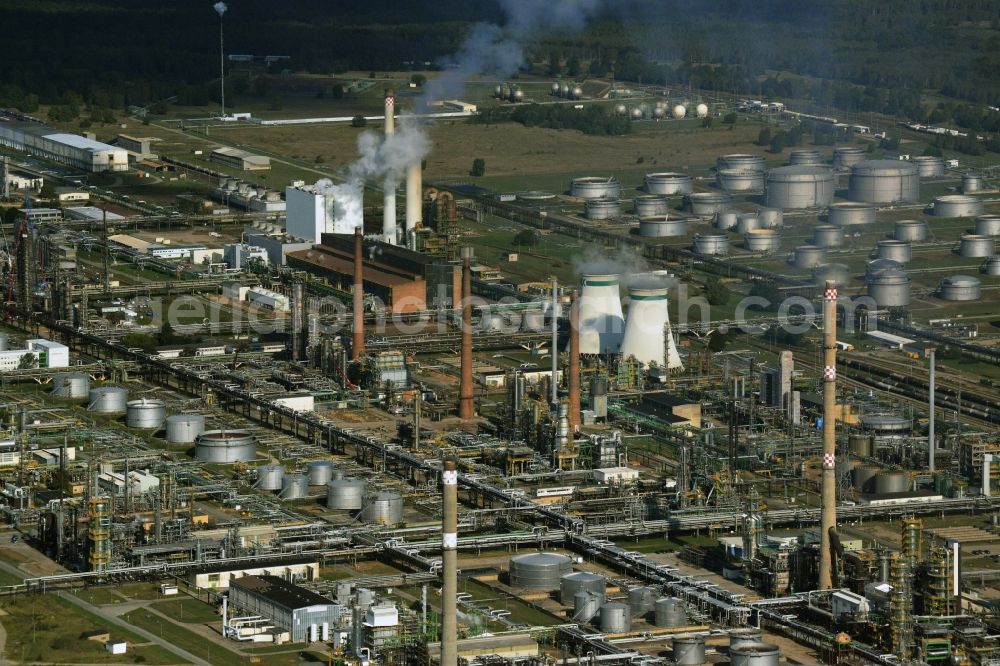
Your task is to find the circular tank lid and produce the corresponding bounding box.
[199,429,252,441]
[563,571,604,582]
[963,233,992,241]
[731,642,781,655]
[512,552,572,567]
[746,229,778,236]
[582,273,621,283]
[861,414,911,429]
[937,194,979,204]
[574,176,619,184]
[696,232,727,239]
[689,192,731,201]
[646,172,690,180]
[795,244,825,252]
[942,274,980,286]
[830,202,874,210]
[768,165,835,180]
[852,159,919,175]
[896,219,925,226]
[878,239,909,247]
[718,168,764,176]
[871,267,909,281]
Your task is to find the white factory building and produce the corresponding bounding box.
[0,339,69,371]
[223,243,269,269]
[0,122,129,172]
[248,286,290,311]
[285,184,358,242]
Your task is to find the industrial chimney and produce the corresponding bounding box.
[383,89,397,245]
[352,227,365,361]
[440,458,459,666]
[567,291,581,431]
[290,280,305,362]
[577,273,625,355]
[619,284,683,371]
[405,161,422,249]
[818,280,838,589]
[459,247,475,419]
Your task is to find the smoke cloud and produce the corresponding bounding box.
[213,1,227,16]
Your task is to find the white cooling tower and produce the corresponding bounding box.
[620,286,684,370]
[578,273,625,354]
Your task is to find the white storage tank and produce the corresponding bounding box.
[327,478,367,510]
[633,195,670,217]
[790,245,827,269]
[360,490,404,525]
[813,225,844,248]
[730,642,781,666]
[654,597,687,627]
[52,372,90,400]
[165,414,206,444]
[560,571,605,604]
[975,215,1000,236]
[673,634,706,665]
[959,234,995,258]
[939,275,981,301]
[573,590,603,623]
[280,473,310,500]
[827,202,876,226]
[715,211,738,231]
[585,197,621,220]
[571,177,621,199]
[963,173,984,193]
[687,192,732,217]
[509,552,572,590]
[126,399,167,429]
[848,160,919,204]
[257,463,285,491]
[866,258,903,280]
[194,429,256,462]
[638,216,688,237]
[833,146,867,170]
[757,207,783,229]
[736,213,761,234]
[307,460,336,486]
[982,257,1000,276]
[766,166,835,209]
[867,268,911,308]
[911,156,945,177]
[744,229,781,253]
[717,169,765,192]
[788,149,823,166]
[876,240,911,263]
[644,172,693,195]
[933,195,984,218]
[88,386,129,414]
[693,232,729,256]
[628,586,657,616]
[717,154,766,172]
[895,220,928,242]
[730,629,765,648]
[599,602,631,634]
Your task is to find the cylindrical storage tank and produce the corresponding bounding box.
[877,240,912,263]
[257,464,284,491]
[789,149,823,166]
[848,160,920,204]
[975,215,1000,236]
[757,207,783,229]
[790,245,827,269]
[0,334,9,351]
[307,460,336,486]
[126,399,167,429]
[853,464,880,492]
[730,629,765,649]
[828,202,876,226]
[895,220,928,242]
[326,478,367,510]
[717,154,766,172]
[849,433,874,457]
[645,173,693,196]
[912,156,945,177]
[585,198,621,220]
[280,473,309,500]
[693,232,729,256]
[573,590,603,623]
[638,216,688,237]
[982,256,1000,276]
[673,634,707,665]
[736,213,761,234]
[654,598,687,627]
[560,571,605,604]
[766,166,835,210]
[360,490,404,525]
[599,603,631,634]
[194,429,256,462]
[87,386,128,413]
[744,229,781,253]
[812,263,851,288]
[165,414,206,444]
[833,146,867,170]
[867,268,910,308]
[571,177,621,199]
[717,169,765,192]
[939,275,981,301]
[52,372,90,399]
[715,211,738,231]
[509,552,573,590]
[960,234,995,258]
[813,225,844,248]
[933,195,984,218]
[687,192,732,217]
[730,642,781,666]
[874,471,910,494]
[628,586,657,616]
[963,173,983,193]
[861,415,912,434]
[634,195,670,217]
[866,258,902,280]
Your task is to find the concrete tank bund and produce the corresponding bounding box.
[939,275,981,301]
[848,159,919,204]
[827,202,876,226]
[645,172,693,195]
[194,429,256,463]
[509,552,573,590]
[571,177,621,199]
[766,165,835,210]
[933,195,984,218]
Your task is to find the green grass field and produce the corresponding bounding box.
[150,597,219,623]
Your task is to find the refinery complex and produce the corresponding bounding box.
[2,4,1000,666]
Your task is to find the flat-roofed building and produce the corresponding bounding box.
[0,122,128,172]
[211,146,270,171]
[228,575,339,643]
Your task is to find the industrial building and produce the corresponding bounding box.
[223,243,269,269]
[285,184,357,242]
[62,206,125,222]
[228,575,340,643]
[0,339,69,370]
[0,121,129,172]
[211,146,271,171]
[189,561,319,590]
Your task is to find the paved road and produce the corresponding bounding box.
[58,592,212,666]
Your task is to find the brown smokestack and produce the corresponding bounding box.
[440,458,458,666]
[459,247,475,420]
[818,280,838,589]
[568,290,581,431]
[352,227,365,361]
